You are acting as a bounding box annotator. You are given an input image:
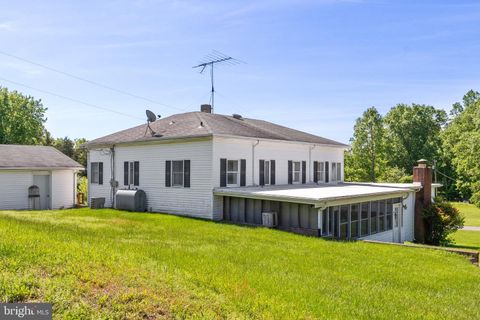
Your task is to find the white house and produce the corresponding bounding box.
[85,105,435,243]
[0,144,83,210]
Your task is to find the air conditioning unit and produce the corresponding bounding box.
[262,212,278,228]
[90,197,105,209]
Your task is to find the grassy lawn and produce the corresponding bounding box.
[1,209,479,319]
[451,202,480,226]
[451,230,480,251]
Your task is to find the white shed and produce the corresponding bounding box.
[0,144,84,210]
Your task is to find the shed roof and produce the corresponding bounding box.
[84,111,348,148]
[0,144,83,170]
[213,183,420,208]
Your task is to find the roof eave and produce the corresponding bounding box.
[0,166,84,170]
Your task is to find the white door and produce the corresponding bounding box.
[392,203,402,243]
[33,175,50,210]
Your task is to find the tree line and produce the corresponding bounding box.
[0,86,87,175]
[2,85,479,207]
[345,89,480,207]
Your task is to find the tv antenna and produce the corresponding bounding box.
[193,51,242,113]
[144,109,160,136]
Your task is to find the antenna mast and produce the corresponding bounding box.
[193,51,241,113]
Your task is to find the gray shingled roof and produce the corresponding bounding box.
[0,144,83,169]
[85,112,348,148]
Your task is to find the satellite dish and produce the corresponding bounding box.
[146,110,157,122]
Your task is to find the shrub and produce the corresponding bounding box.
[423,198,464,246]
[77,176,88,199]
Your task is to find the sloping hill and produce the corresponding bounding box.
[0,208,479,319]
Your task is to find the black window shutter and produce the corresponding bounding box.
[302,161,306,184]
[165,160,171,187]
[270,160,276,185]
[240,159,246,186]
[133,161,140,186]
[124,161,129,185]
[259,160,265,186]
[220,158,227,187]
[325,161,329,183]
[90,163,95,183]
[98,162,103,185]
[288,160,293,184]
[184,160,190,188]
[313,161,318,183]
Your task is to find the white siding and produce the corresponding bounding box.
[0,169,77,210]
[115,140,213,219]
[212,136,345,215]
[403,191,415,242]
[88,140,215,219]
[88,148,113,207]
[0,171,33,209]
[212,136,344,187]
[51,170,76,209]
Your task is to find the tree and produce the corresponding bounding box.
[0,87,47,144]
[52,137,87,175]
[383,104,447,173]
[345,107,386,182]
[442,91,480,206]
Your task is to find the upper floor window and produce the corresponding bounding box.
[90,162,103,185]
[293,161,301,183]
[331,162,342,182]
[124,161,139,186]
[220,158,246,187]
[259,160,276,186]
[227,160,239,186]
[313,161,325,183]
[165,160,190,188]
[288,160,306,184]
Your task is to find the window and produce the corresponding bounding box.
[360,202,369,236]
[293,161,301,183]
[264,160,270,185]
[332,207,340,238]
[90,162,103,185]
[325,198,398,240]
[386,199,393,230]
[172,160,184,187]
[350,204,359,238]
[227,160,239,186]
[378,200,386,232]
[315,161,325,183]
[331,162,342,182]
[165,160,190,188]
[339,205,349,239]
[124,161,139,186]
[370,201,378,234]
[322,209,329,236]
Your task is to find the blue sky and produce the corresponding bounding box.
[0,0,479,144]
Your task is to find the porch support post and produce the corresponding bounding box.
[317,208,323,235]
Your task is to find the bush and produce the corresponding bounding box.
[423,198,464,246]
[77,176,88,199]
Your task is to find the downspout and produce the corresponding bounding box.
[309,144,316,183]
[252,140,260,186]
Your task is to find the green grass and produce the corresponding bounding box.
[1,209,479,319]
[451,202,480,226]
[451,230,480,251]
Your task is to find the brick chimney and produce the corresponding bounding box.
[201,104,212,113]
[413,159,432,243]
